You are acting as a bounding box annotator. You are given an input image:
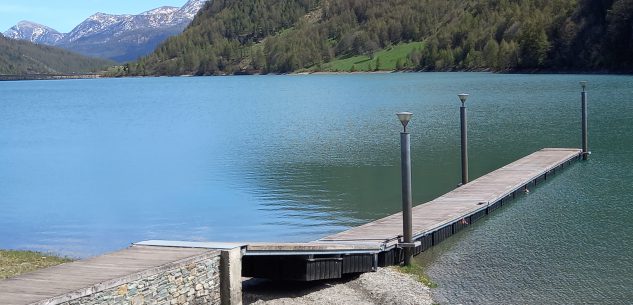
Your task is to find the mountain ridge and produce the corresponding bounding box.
[4,21,65,45]
[3,0,210,62]
[0,35,113,75]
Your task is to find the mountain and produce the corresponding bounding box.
[4,21,64,45]
[0,35,113,75]
[127,0,633,75]
[3,0,210,63]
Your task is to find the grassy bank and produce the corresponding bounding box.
[310,42,424,73]
[396,262,438,288]
[0,250,72,280]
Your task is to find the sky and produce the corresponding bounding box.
[0,0,188,33]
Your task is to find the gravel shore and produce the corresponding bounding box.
[243,267,435,305]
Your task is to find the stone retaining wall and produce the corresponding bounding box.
[50,251,223,305]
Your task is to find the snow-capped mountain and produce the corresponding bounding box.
[3,0,210,62]
[140,7,181,27]
[4,21,65,45]
[177,0,209,20]
[62,13,133,43]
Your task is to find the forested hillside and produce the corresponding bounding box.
[129,0,633,75]
[0,35,112,75]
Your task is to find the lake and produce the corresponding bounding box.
[1,73,632,304]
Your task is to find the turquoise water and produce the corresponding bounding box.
[1,73,631,303]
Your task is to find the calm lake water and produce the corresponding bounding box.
[1,73,632,304]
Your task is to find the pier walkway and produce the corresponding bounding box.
[318,148,582,248]
[0,148,583,304]
[0,245,216,305]
[241,148,583,279]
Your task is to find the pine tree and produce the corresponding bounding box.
[483,39,500,68]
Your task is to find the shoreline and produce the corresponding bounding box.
[293,70,394,75]
[132,69,633,77]
[3,69,630,82]
[0,249,71,280]
[0,74,101,82]
[243,267,435,305]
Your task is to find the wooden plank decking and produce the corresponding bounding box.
[0,245,214,305]
[315,148,582,249]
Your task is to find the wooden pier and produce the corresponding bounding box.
[0,148,583,304]
[241,148,583,280]
[319,148,582,247]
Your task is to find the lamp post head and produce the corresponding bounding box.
[396,112,413,132]
[458,93,469,106]
[580,81,588,91]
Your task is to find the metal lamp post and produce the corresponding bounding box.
[397,112,413,266]
[458,93,469,185]
[580,81,589,160]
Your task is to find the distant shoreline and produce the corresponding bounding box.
[293,70,393,75]
[3,69,630,82]
[0,74,101,82]
[150,68,633,77]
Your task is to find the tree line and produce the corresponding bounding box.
[125,0,633,76]
[0,36,113,75]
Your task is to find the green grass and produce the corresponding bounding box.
[395,262,438,288]
[0,250,72,280]
[315,41,424,72]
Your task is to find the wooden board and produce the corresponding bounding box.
[245,242,383,253]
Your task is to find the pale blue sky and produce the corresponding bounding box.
[0,0,188,33]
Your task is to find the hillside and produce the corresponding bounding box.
[128,0,633,75]
[0,35,113,75]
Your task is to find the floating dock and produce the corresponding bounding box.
[0,148,583,305]
[241,148,583,280]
